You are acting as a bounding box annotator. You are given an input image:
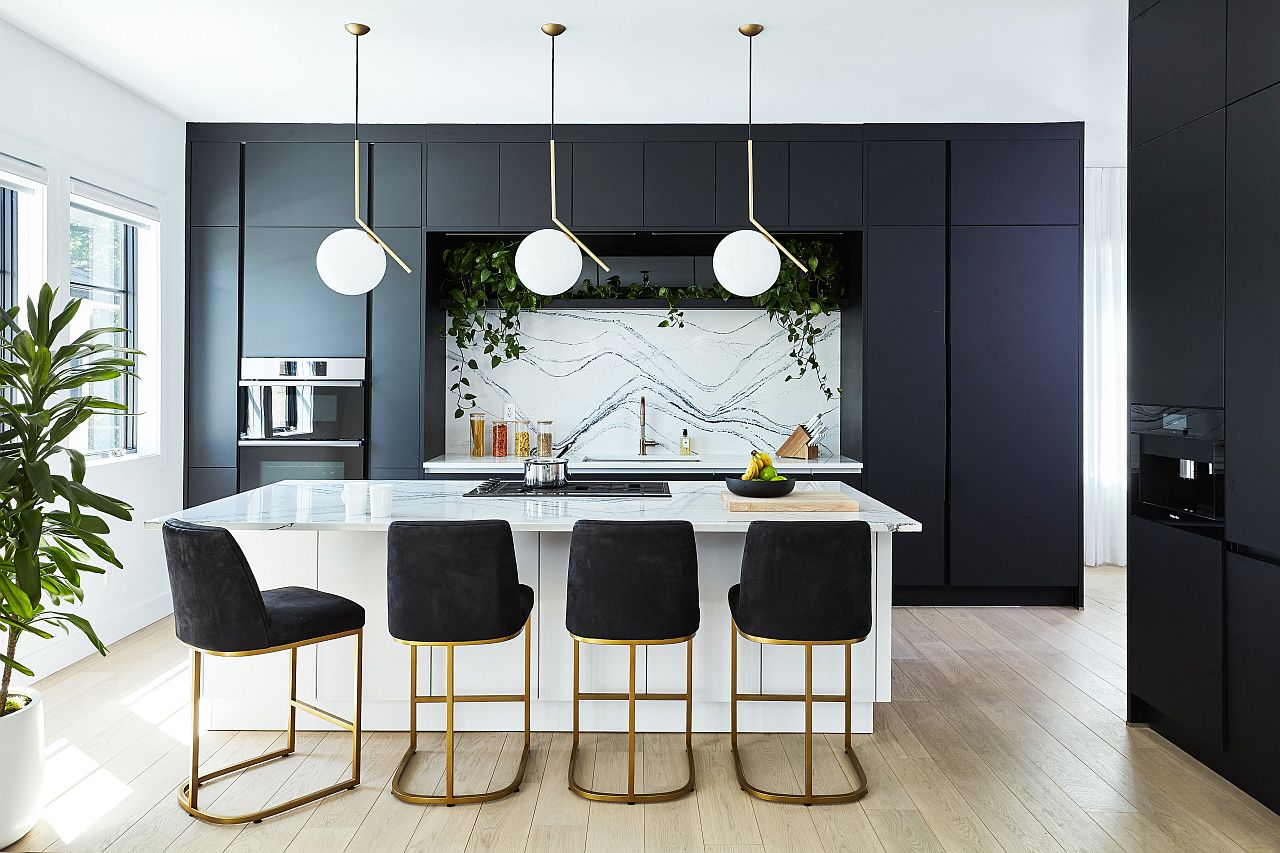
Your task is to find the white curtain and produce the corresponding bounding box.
[1083,167,1128,566]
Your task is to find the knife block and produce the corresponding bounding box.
[777,425,819,459]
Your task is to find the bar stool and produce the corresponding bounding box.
[386,520,534,806]
[161,520,364,824]
[566,519,699,804]
[729,520,873,806]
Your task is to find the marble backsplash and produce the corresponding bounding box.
[444,309,841,457]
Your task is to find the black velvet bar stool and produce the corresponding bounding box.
[386,520,534,806]
[566,519,699,804]
[729,520,873,806]
[161,519,365,825]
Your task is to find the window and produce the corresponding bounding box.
[0,155,47,313]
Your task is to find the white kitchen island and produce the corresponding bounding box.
[146,480,918,734]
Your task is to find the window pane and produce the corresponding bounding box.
[68,285,127,454]
[70,206,125,292]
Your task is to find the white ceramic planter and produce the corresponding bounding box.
[0,687,44,849]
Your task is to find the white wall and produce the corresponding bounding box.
[0,18,185,680]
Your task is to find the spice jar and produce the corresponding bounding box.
[513,421,531,458]
[536,420,554,457]
[492,421,509,457]
[469,412,486,457]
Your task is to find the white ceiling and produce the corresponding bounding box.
[0,0,1128,165]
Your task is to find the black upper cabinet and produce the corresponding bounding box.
[950,226,1082,589]
[369,229,424,471]
[1129,0,1226,147]
[1226,552,1280,806]
[951,140,1081,225]
[189,142,240,227]
[500,141,571,228]
[715,141,787,229]
[572,142,643,228]
[186,468,238,508]
[187,227,239,468]
[789,141,863,228]
[371,143,422,227]
[644,142,715,228]
[1228,0,1280,107]
[1130,0,1162,18]
[425,142,499,228]
[865,141,946,226]
[1226,88,1280,555]
[864,227,947,587]
[242,228,367,357]
[244,142,365,227]
[1129,111,1225,408]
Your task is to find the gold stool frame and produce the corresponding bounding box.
[180,628,363,824]
[569,634,696,804]
[730,620,869,805]
[391,616,532,805]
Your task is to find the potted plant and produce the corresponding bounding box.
[0,284,136,848]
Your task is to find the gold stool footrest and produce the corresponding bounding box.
[391,743,530,805]
[568,742,695,804]
[731,738,868,806]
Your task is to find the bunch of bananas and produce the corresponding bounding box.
[741,449,786,482]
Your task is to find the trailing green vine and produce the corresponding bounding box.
[756,239,845,399]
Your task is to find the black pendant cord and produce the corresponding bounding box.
[747,35,753,140]
[353,33,360,141]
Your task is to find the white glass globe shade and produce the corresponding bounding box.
[713,229,782,297]
[316,229,387,295]
[516,228,583,296]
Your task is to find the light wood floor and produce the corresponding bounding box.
[7,566,1280,852]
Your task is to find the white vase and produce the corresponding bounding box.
[0,687,44,848]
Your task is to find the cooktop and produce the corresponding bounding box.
[463,479,672,498]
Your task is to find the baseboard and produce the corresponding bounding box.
[892,585,1081,607]
[11,592,173,685]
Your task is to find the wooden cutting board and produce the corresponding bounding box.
[721,489,860,513]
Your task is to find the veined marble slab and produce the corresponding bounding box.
[422,451,863,475]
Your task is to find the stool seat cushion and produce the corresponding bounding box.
[261,586,366,648]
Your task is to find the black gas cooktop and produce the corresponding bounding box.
[463,479,671,498]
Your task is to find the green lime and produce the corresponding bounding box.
[774,475,787,481]
[760,466,777,480]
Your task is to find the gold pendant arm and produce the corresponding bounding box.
[747,139,807,273]
[549,139,610,273]
[352,140,412,274]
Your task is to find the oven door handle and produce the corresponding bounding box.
[238,380,364,387]
[238,439,365,447]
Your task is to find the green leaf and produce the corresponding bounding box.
[0,651,33,678]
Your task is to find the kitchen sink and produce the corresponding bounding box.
[581,454,701,462]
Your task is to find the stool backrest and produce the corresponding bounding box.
[736,520,873,642]
[162,519,272,652]
[387,520,523,643]
[567,520,700,641]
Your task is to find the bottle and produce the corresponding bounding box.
[680,429,693,456]
[469,412,486,457]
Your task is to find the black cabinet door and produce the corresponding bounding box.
[1128,516,1224,751]
[425,142,499,228]
[500,141,571,228]
[189,142,240,227]
[1226,552,1280,807]
[644,142,715,228]
[865,141,946,226]
[950,140,1081,225]
[950,226,1082,588]
[186,468,237,508]
[242,227,367,357]
[187,227,239,468]
[1226,88,1280,555]
[572,142,643,227]
[244,142,365,227]
[1228,0,1280,102]
[715,141,787,229]
[1129,0,1226,147]
[789,142,862,228]
[371,143,422,227]
[864,227,947,587]
[1130,111,1225,408]
[369,229,424,471]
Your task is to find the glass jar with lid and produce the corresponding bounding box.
[536,420,554,457]
[469,411,486,457]
[513,420,531,458]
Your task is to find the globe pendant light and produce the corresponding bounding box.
[713,24,808,297]
[515,23,609,296]
[317,23,411,295]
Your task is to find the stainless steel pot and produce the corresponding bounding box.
[524,456,568,488]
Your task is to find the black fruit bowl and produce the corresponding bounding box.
[725,476,796,498]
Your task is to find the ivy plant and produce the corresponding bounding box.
[756,239,845,399]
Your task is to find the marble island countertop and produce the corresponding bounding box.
[146,479,917,534]
[422,452,863,475]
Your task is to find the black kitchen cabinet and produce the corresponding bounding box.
[244,142,365,227]
[950,139,1081,225]
[949,226,1082,590]
[425,142,499,228]
[1228,0,1280,102]
[1226,87,1280,556]
[864,227,947,587]
[715,140,787,229]
[186,227,239,468]
[1130,111,1225,409]
[1128,516,1224,752]
[499,141,571,228]
[644,142,715,228]
[1130,0,1162,18]
[1129,0,1226,147]
[188,142,240,227]
[242,227,367,358]
[572,142,643,228]
[865,142,946,226]
[371,143,422,227]
[369,229,425,471]
[187,468,237,507]
[789,142,862,228]
[1226,552,1280,807]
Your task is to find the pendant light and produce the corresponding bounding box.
[713,24,807,297]
[515,23,610,296]
[317,23,411,296]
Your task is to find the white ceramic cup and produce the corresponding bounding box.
[342,483,369,516]
[369,484,394,519]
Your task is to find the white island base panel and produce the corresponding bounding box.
[203,528,893,734]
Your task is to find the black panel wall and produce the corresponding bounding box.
[1128,0,1226,147]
